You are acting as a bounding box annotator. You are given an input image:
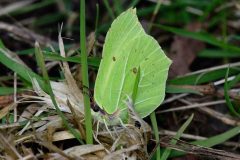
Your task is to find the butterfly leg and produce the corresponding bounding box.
[103,119,114,138]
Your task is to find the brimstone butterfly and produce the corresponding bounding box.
[94,8,171,124]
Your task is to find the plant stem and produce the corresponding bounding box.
[80,0,93,144]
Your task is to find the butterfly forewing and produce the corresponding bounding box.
[94,8,145,114]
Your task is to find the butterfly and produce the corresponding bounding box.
[93,8,171,125]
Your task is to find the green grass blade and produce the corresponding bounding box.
[113,0,123,15]
[228,73,240,88]
[160,114,194,160]
[0,87,27,95]
[129,0,140,7]
[170,126,240,157]
[0,87,14,95]
[32,13,64,27]
[224,67,240,117]
[11,0,56,16]
[103,0,115,20]
[95,3,99,37]
[44,53,100,67]
[153,24,240,53]
[193,126,240,147]
[150,112,161,160]
[148,0,162,32]
[169,67,240,85]
[80,0,93,144]
[0,42,43,86]
[198,49,240,58]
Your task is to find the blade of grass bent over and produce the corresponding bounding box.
[0,40,43,87]
[35,42,83,144]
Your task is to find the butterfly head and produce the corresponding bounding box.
[91,103,128,125]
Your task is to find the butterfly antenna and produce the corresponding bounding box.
[96,120,100,137]
[103,119,114,138]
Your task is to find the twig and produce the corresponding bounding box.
[0,22,55,46]
[103,145,141,160]
[0,0,35,16]
[0,132,23,159]
[162,93,189,104]
[185,61,240,76]
[178,98,240,126]
[159,129,206,140]
[198,107,240,126]
[14,72,17,122]
[158,100,226,113]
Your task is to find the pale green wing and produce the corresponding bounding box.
[94,8,145,114]
[109,35,171,119]
[132,35,171,118]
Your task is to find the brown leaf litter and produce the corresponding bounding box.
[169,22,205,78]
[0,35,153,159]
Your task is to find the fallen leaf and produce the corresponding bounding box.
[169,23,205,78]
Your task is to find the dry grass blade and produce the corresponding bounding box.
[163,93,189,104]
[0,0,35,16]
[51,130,76,142]
[18,105,47,135]
[64,144,105,159]
[0,103,16,119]
[103,145,141,160]
[67,99,86,140]
[169,84,216,95]
[58,26,84,114]
[185,61,240,76]
[178,98,240,126]
[36,140,74,160]
[30,79,82,113]
[198,107,240,126]
[0,22,55,46]
[159,129,206,141]
[0,131,22,159]
[158,100,226,113]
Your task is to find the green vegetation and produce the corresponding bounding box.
[0,0,239,159]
